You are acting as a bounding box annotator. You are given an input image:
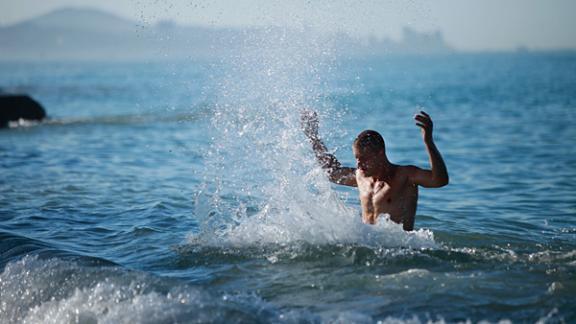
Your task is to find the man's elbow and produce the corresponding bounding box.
[430,175,449,188]
[436,175,449,187]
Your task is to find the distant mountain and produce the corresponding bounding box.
[0,7,237,60]
[8,8,135,32]
[0,7,453,61]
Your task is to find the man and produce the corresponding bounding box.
[302,110,448,231]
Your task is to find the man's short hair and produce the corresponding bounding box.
[354,130,385,151]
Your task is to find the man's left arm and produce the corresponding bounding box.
[408,111,449,188]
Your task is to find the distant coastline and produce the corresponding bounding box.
[2,7,574,62]
[0,7,454,61]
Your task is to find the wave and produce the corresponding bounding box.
[4,255,555,324]
[176,231,576,275]
[0,231,300,323]
[0,230,116,269]
[0,255,311,324]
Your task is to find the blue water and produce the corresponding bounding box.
[1,50,575,323]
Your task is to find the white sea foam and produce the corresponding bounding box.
[192,26,436,250]
[0,255,302,324]
[0,255,207,323]
[7,118,41,128]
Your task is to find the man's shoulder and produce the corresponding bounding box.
[395,165,423,179]
[396,164,422,173]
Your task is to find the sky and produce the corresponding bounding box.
[1,0,575,51]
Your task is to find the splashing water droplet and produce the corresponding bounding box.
[191,25,435,250]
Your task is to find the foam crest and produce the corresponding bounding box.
[192,25,436,250]
[0,255,302,323]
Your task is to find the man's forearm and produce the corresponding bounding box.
[425,138,449,186]
[309,137,342,172]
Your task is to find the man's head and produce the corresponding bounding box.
[353,130,386,176]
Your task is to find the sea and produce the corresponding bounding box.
[1,33,575,323]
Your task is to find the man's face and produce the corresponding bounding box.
[353,146,383,177]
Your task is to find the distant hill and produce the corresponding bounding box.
[0,7,453,61]
[10,8,136,32]
[0,7,235,60]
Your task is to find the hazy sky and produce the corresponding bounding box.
[1,0,575,51]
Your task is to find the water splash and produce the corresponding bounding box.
[192,25,436,249]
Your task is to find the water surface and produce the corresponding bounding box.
[1,52,575,323]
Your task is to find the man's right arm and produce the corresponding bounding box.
[301,110,357,187]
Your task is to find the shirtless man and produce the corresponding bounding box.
[302,110,449,231]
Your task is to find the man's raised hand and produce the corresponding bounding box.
[414,111,434,142]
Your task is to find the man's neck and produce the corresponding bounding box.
[373,159,394,182]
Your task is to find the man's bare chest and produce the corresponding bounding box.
[357,178,405,208]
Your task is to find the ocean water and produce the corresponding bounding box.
[1,45,576,322]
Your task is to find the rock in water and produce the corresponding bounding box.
[0,95,47,128]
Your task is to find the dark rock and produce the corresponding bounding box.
[0,95,46,128]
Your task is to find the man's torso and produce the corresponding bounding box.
[356,165,418,229]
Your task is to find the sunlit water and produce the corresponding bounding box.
[1,48,575,322]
